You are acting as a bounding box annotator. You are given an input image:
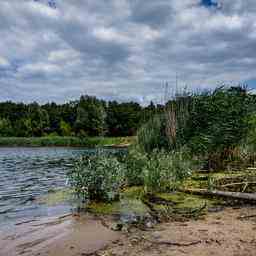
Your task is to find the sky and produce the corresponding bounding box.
[0,0,256,105]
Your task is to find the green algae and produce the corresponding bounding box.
[39,189,74,206]
[156,192,220,209]
[87,186,149,217]
[120,186,145,199]
[87,201,120,215]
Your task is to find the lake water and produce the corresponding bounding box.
[0,147,120,228]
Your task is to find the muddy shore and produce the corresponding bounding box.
[0,214,121,256]
[1,206,256,256]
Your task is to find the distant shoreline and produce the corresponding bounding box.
[0,136,135,148]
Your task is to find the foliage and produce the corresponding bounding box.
[142,150,192,194]
[68,154,125,202]
[0,96,149,138]
[137,115,170,153]
[75,96,106,136]
[124,146,148,186]
[0,118,13,136]
[60,120,72,136]
[186,87,249,153]
[106,101,142,136]
[137,86,254,170]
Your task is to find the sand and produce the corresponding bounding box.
[1,207,256,256]
[0,214,121,256]
[100,206,256,256]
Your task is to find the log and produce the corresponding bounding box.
[180,188,256,202]
[220,182,256,188]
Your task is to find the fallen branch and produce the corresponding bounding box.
[220,182,256,188]
[173,202,207,216]
[145,239,201,247]
[238,214,256,219]
[180,188,256,202]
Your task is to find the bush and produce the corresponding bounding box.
[68,154,125,202]
[124,146,148,186]
[143,150,192,194]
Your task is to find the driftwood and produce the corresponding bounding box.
[221,182,256,188]
[181,188,256,202]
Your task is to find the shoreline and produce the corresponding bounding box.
[0,136,134,148]
[0,213,121,256]
[1,206,256,256]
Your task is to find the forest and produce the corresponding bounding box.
[0,95,160,138]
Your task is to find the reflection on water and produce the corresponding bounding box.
[0,147,121,227]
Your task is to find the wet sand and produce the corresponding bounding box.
[1,207,256,256]
[100,206,256,256]
[0,214,121,256]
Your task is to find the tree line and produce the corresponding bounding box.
[0,95,162,137]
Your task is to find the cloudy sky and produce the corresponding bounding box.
[0,0,256,105]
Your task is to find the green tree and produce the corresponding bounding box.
[29,103,50,136]
[0,118,13,136]
[106,101,142,136]
[60,120,72,136]
[75,96,106,136]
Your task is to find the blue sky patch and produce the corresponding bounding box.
[201,0,218,7]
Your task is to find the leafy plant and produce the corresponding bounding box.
[143,150,192,194]
[124,146,148,186]
[68,154,125,202]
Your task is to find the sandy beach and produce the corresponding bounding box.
[1,206,256,256]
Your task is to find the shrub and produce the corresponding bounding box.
[124,146,148,186]
[143,150,192,194]
[68,154,125,202]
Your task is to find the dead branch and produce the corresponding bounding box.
[145,239,201,247]
[220,182,256,188]
[238,214,256,219]
[180,188,256,202]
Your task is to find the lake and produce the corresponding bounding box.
[0,147,120,228]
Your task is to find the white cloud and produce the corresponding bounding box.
[18,62,61,76]
[0,0,256,104]
[25,1,60,19]
[0,56,9,67]
[48,49,80,62]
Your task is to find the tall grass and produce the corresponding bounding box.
[138,89,192,153]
